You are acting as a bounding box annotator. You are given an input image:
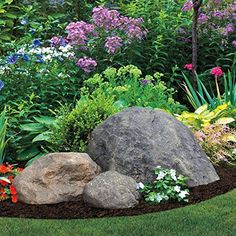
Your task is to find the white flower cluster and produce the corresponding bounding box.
[18,44,75,62]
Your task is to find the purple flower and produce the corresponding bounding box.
[232,40,236,47]
[105,36,123,54]
[198,13,209,24]
[32,39,41,48]
[182,0,193,12]
[223,23,234,36]
[0,80,4,91]
[76,57,97,73]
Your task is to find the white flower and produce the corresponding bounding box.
[174,185,181,192]
[170,169,177,181]
[156,171,166,180]
[179,190,189,199]
[155,193,163,203]
[136,182,144,190]
[155,165,162,169]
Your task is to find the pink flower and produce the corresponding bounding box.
[210,66,223,78]
[76,57,97,73]
[182,0,193,12]
[184,63,193,71]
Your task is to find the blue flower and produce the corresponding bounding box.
[32,39,41,48]
[7,54,19,64]
[35,54,44,63]
[23,54,30,62]
[0,80,4,91]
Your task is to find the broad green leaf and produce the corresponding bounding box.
[215,117,235,125]
[32,131,52,143]
[17,146,40,161]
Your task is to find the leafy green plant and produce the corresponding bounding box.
[176,103,235,130]
[18,115,58,166]
[0,110,9,164]
[137,166,189,204]
[183,69,236,110]
[83,65,184,114]
[51,92,119,152]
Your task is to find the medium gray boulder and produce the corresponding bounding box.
[83,171,140,209]
[14,152,101,204]
[87,107,219,187]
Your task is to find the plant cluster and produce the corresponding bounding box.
[137,166,189,204]
[0,164,23,203]
[194,124,236,164]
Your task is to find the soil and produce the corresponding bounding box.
[1,164,236,219]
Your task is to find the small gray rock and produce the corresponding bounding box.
[14,152,101,204]
[87,107,219,187]
[83,171,140,209]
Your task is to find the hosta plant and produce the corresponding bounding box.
[0,164,23,203]
[176,103,235,130]
[137,166,189,204]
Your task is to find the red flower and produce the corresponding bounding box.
[0,180,8,187]
[184,63,193,71]
[0,188,4,193]
[8,175,14,183]
[210,66,223,78]
[17,167,24,172]
[1,193,7,200]
[11,195,18,203]
[0,164,8,174]
[10,185,17,195]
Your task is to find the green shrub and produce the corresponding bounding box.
[83,65,185,114]
[51,92,119,152]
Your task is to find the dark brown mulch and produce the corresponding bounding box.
[1,164,236,220]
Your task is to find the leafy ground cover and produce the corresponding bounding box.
[1,188,236,236]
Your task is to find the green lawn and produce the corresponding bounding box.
[1,190,236,236]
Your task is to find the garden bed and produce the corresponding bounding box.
[0,164,236,220]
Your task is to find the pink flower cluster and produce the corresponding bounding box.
[105,36,123,54]
[92,7,147,40]
[76,57,97,73]
[210,66,223,78]
[66,21,95,46]
[184,63,193,71]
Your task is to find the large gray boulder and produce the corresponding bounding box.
[87,107,219,187]
[14,152,101,204]
[83,171,140,209]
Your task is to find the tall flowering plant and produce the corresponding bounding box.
[64,6,147,73]
[0,164,23,203]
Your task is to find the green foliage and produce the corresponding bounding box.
[0,110,9,164]
[176,103,235,130]
[51,92,119,152]
[183,69,236,110]
[83,65,184,113]
[137,166,189,204]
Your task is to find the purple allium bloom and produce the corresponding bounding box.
[32,39,41,48]
[7,54,19,64]
[105,36,123,54]
[198,13,209,24]
[141,79,148,85]
[232,40,236,47]
[182,0,193,12]
[0,80,4,91]
[76,57,97,73]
